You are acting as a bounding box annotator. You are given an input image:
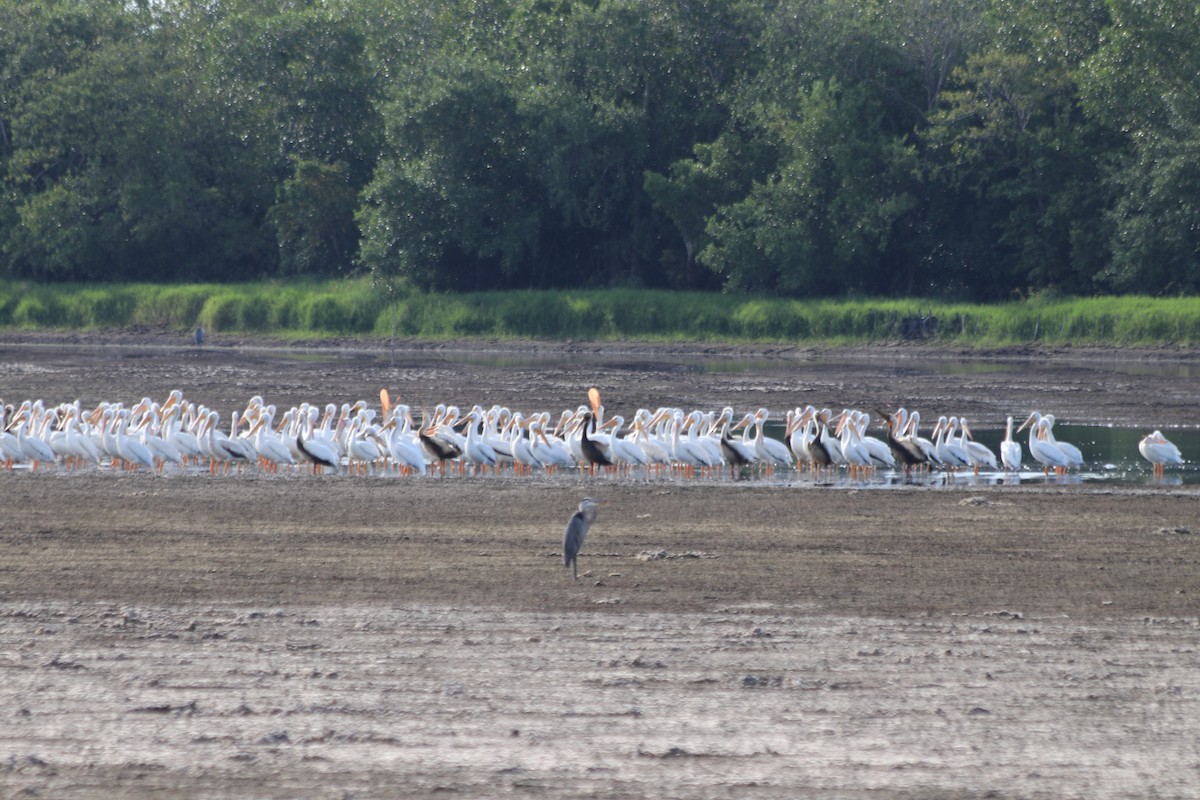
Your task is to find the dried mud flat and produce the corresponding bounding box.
[3,334,1200,799]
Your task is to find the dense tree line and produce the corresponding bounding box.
[1,0,1196,299]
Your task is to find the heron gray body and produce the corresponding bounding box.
[563,497,600,580]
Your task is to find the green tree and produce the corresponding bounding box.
[211,1,381,274]
[269,159,360,275]
[4,4,275,280]
[359,54,543,290]
[701,81,918,295]
[922,0,1113,298]
[1081,0,1200,292]
[360,0,748,291]
[643,134,775,289]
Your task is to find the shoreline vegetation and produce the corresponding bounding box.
[3,279,1200,348]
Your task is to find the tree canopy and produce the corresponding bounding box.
[1,0,1196,299]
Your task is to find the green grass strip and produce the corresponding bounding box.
[1,280,1198,346]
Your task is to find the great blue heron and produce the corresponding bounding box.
[563,497,601,580]
[194,326,205,346]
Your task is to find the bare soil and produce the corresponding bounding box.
[2,333,1200,799]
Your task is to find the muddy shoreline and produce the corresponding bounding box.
[2,335,1199,798]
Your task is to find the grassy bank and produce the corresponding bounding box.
[1,279,1198,346]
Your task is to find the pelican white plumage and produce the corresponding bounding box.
[752,408,794,472]
[786,408,816,467]
[383,407,428,476]
[225,411,258,466]
[878,408,925,471]
[482,407,515,465]
[15,413,56,468]
[835,411,872,476]
[669,411,708,475]
[904,410,941,466]
[1139,430,1183,478]
[249,412,297,472]
[0,404,27,467]
[111,410,156,471]
[717,412,755,480]
[507,415,542,476]
[200,411,240,474]
[932,416,971,471]
[462,409,498,474]
[530,419,575,472]
[55,407,101,469]
[297,409,341,473]
[344,416,383,475]
[1000,416,1022,471]
[719,409,757,466]
[630,410,672,473]
[690,411,725,468]
[1041,414,1084,468]
[851,411,894,469]
[957,417,998,472]
[139,410,184,471]
[606,415,650,473]
[799,407,841,470]
[1017,413,1071,474]
[163,405,203,465]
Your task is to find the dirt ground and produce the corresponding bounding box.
[2,333,1200,798]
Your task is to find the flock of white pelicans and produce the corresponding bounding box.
[0,386,1186,480]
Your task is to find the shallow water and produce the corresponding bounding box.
[752,421,1198,488]
[402,349,1200,379]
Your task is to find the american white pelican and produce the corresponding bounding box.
[578,411,614,472]
[462,409,499,475]
[343,416,383,475]
[1017,413,1071,474]
[1139,430,1183,478]
[1041,414,1084,468]
[752,408,794,472]
[56,407,101,469]
[111,410,156,471]
[851,411,894,469]
[418,405,464,472]
[382,406,428,476]
[15,413,55,468]
[878,409,925,470]
[904,410,941,466]
[630,410,672,474]
[689,411,725,469]
[249,412,297,472]
[482,407,515,464]
[932,416,971,471]
[668,410,708,476]
[957,418,998,472]
[835,410,873,477]
[163,405,203,465]
[1000,416,1022,471]
[714,410,754,479]
[139,410,184,471]
[606,415,650,474]
[296,409,340,473]
[786,409,814,467]
[0,404,27,467]
[507,415,542,476]
[225,411,258,466]
[530,419,575,473]
[797,407,839,470]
